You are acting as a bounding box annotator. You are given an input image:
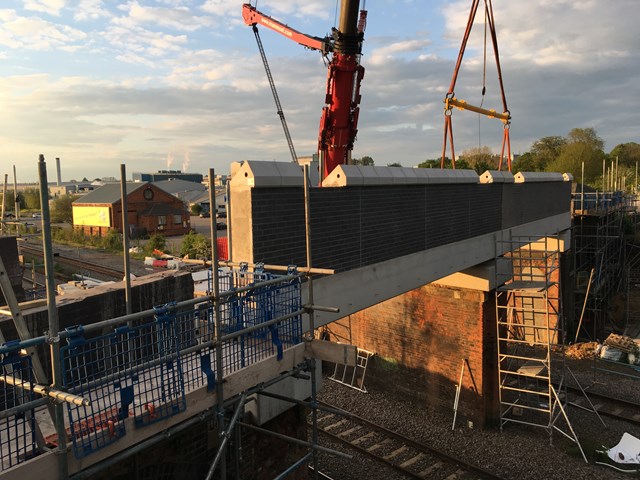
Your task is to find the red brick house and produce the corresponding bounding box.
[72,183,190,237]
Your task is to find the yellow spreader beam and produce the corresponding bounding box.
[445,97,510,123]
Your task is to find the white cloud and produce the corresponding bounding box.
[104,23,187,60]
[24,0,65,16]
[122,1,212,32]
[369,38,431,66]
[74,0,110,21]
[442,0,637,70]
[202,0,330,22]
[0,9,86,50]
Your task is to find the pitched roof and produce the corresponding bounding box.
[73,182,146,204]
[153,178,206,194]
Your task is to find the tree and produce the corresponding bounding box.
[609,142,640,168]
[513,152,539,172]
[190,203,203,215]
[417,159,439,168]
[352,156,374,166]
[567,127,604,151]
[527,136,567,171]
[50,194,79,223]
[387,162,402,167]
[460,146,498,174]
[1,190,16,212]
[546,128,605,184]
[21,188,41,210]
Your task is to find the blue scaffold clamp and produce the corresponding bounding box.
[1,339,22,366]
[200,352,216,392]
[154,301,177,322]
[64,325,86,348]
[269,325,283,361]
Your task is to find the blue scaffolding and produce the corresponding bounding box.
[0,267,303,467]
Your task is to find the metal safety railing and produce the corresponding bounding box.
[1,344,39,472]
[572,191,627,214]
[0,267,303,470]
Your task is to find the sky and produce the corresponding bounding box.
[1,0,639,183]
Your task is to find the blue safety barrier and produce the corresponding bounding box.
[2,267,303,463]
[0,342,38,472]
[60,312,187,458]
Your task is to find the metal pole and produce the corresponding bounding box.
[615,156,619,191]
[581,162,584,212]
[1,173,7,234]
[602,159,606,193]
[226,180,232,262]
[237,422,352,459]
[205,392,247,480]
[37,154,68,479]
[273,453,313,480]
[610,160,614,193]
[303,164,319,479]
[13,165,19,220]
[208,168,226,479]
[636,161,638,194]
[120,164,132,316]
[219,260,334,276]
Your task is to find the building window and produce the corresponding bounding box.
[173,214,182,225]
[158,215,167,227]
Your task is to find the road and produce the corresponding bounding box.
[189,214,227,237]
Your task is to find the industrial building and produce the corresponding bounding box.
[132,170,204,184]
[72,182,190,237]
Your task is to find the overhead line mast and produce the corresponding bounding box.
[242,1,366,183]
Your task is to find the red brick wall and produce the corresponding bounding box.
[325,283,499,427]
[76,184,190,237]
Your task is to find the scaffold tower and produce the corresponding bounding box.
[495,235,587,462]
[572,191,627,339]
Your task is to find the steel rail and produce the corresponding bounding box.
[316,400,508,480]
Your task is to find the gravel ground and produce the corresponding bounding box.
[311,359,640,480]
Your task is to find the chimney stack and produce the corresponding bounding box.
[56,157,61,186]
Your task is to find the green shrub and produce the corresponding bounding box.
[145,233,167,256]
[99,229,123,251]
[180,231,211,259]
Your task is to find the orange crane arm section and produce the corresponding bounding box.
[242,4,330,53]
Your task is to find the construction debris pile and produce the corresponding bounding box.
[598,333,640,366]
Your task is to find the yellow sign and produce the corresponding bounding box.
[73,206,111,227]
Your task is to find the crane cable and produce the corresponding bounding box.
[252,25,299,164]
[441,0,512,171]
[478,4,487,148]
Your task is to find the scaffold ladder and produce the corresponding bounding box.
[494,234,589,462]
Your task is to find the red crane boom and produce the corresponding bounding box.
[242,2,366,182]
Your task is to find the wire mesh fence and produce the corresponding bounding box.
[0,344,38,472]
[0,266,303,467]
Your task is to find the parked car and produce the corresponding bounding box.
[3,213,15,219]
[216,222,226,230]
[32,213,41,218]
[199,212,210,218]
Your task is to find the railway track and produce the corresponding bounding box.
[568,386,640,425]
[312,400,505,480]
[20,244,125,280]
